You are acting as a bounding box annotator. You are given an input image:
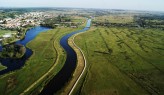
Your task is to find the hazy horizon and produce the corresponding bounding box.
[0,0,164,12]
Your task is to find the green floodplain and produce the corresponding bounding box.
[0,27,82,95]
[0,11,87,94]
[0,8,164,95]
[0,64,7,71]
[74,27,164,95]
[0,30,17,36]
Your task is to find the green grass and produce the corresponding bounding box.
[74,27,164,95]
[0,29,18,45]
[0,30,17,37]
[0,63,7,71]
[95,15,134,24]
[0,27,83,95]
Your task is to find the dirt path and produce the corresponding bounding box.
[20,38,59,95]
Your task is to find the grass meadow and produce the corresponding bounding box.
[0,27,82,95]
[0,30,17,37]
[95,15,134,24]
[0,64,6,71]
[74,26,164,95]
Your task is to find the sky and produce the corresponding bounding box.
[0,0,164,12]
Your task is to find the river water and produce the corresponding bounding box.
[0,26,51,75]
[40,19,91,95]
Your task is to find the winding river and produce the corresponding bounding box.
[40,19,91,95]
[0,26,51,75]
[0,19,91,94]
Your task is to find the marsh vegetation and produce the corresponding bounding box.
[75,26,164,95]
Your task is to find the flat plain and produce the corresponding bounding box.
[74,26,164,95]
[0,28,81,95]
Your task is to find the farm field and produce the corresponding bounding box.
[74,26,164,95]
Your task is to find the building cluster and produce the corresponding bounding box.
[0,12,53,29]
[0,12,54,45]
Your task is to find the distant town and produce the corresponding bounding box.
[0,10,85,45]
[0,12,55,45]
[0,12,53,29]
